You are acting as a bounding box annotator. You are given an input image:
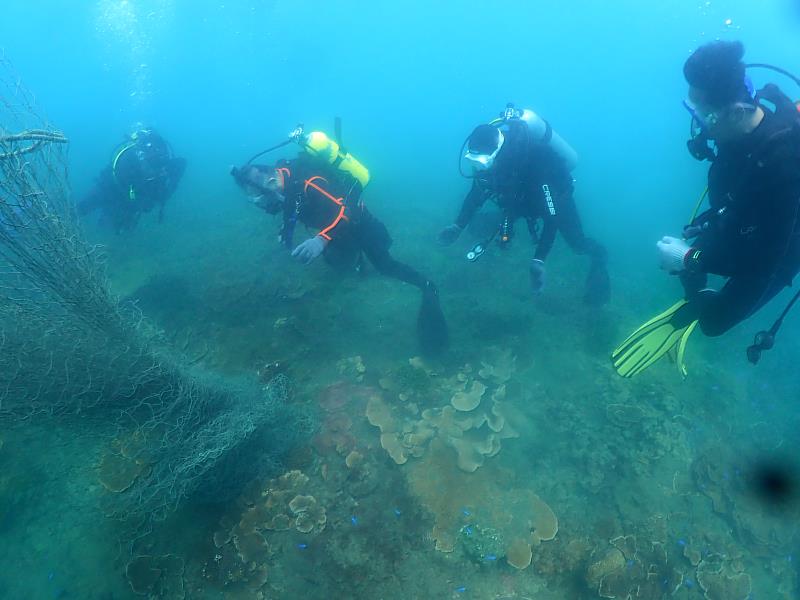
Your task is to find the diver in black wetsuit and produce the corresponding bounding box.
[438,106,610,306]
[612,41,800,378]
[657,41,800,338]
[231,148,448,355]
[78,128,186,233]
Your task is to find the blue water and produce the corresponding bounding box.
[2,1,800,598]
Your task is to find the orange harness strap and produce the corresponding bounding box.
[276,167,291,188]
[304,176,348,241]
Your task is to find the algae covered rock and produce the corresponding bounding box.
[459,522,505,564]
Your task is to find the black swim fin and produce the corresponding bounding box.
[417,281,448,356]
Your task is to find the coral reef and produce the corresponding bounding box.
[586,535,685,598]
[403,435,558,567]
[336,355,367,382]
[451,380,486,412]
[202,469,327,595]
[97,450,149,494]
[506,537,533,569]
[693,445,799,554]
[315,380,381,459]
[126,554,185,598]
[696,554,752,600]
[367,352,521,473]
[459,522,505,563]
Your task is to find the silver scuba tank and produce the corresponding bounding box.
[494,104,579,171]
[519,108,578,171]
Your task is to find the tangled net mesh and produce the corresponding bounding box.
[0,55,311,534]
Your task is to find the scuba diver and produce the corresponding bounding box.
[230,123,449,356]
[438,104,610,306]
[77,127,186,233]
[612,41,800,378]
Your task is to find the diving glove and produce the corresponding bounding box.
[657,236,691,274]
[529,259,546,295]
[292,235,328,264]
[584,259,610,306]
[437,224,463,246]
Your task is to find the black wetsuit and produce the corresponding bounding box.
[272,155,430,289]
[682,85,800,336]
[454,119,608,301]
[78,132,186,233]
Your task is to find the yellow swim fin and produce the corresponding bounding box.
[612,300,699,378]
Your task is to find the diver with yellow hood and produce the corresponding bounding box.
[612,41,800,378]
[230,122,448,356]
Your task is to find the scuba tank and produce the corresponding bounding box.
[460,103,579,177]
[491,103,579,171]
[242,122,370,189]
[298,129,370,189]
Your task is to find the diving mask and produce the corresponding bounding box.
[232,165,286,213]
[682,99,722,133]
[683,75,757,134]
[464,130,505,170]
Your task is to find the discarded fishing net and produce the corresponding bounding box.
[0,55,311,530]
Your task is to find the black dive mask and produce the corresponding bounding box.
[230,165,285,213]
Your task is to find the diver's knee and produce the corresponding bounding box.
[587,240,607,263]
[698,318,734,338]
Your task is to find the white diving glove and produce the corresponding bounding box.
[292,235,328,264]
[657,236,691,274]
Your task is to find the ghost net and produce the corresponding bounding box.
[0,57,309,539]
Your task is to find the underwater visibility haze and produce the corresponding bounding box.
[1,1,800,598]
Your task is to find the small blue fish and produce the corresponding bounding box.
[461,508,471,517]
[455,586,466,593]
[350,515,358,526]
[297,543,308,550]
[393,508,402,517]
[485,554,497,561]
